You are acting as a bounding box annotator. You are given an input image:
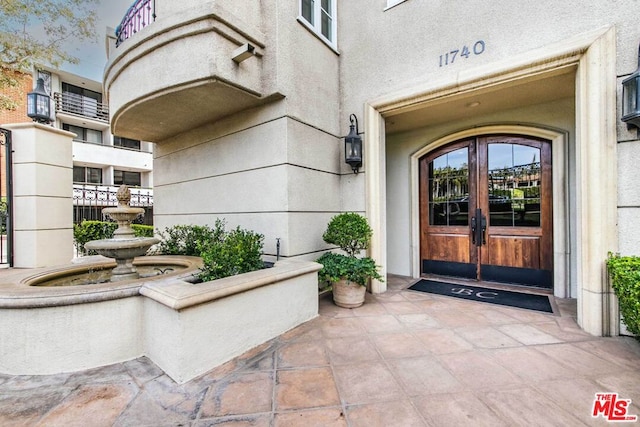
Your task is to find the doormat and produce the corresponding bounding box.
[408,279,553,313]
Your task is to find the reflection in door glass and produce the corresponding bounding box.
[488,143,541,227]
[429,147,469,226]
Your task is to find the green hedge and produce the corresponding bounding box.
[156,220,265,282]
[606,253,640,339]
[74,220,154,255]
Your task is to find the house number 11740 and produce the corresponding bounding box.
[439,40,486,67]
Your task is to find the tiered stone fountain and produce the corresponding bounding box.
[84,185,160,282]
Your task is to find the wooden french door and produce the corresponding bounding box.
[419,135,553,288]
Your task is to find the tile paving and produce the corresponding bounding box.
[1,275,640,426]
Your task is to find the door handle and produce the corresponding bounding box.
[471,216,477,245]
[481,214,487,245]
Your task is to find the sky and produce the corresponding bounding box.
[59,0,134,82]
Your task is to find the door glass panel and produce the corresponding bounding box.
[428,147,469,226]
[488,143,541,227]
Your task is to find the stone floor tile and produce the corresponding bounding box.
[332,362,405,405]
[371,332,431,359]
[479,387,588,426]
[274,407,347,426]
[412,392,508,427]
[320,317,365,338]
[594,372,640,401]
[379,301,424,315]
[37,382,138,427]
[114,386,206,427]
[275,367,340,411]
[62,363,133,388]
[280,317,326,343]
[533,320,595,342]
[497,323,564,345]
[277,340,329,369]
[533,378,617,426]
[324,336,381,365]
[387,356,464,396]
[573,337,640,371]
[460,308,521,326]
[374,291,413,302]
[350,301,389,317]
[495,306,556,323]
[346,400,426,427]
[422,309,483,328]
[200,372,273,418]
[1,372,71,391]
[535,343,630,377]
[395,313,441,330]
[196,413,272,426]
[123,357,164,386]
[454,326,522,349]
[0,386,75,426]
[488,346,576,382]
[413,328,474,354]
[437,352,523,390]
[357,314,405,334]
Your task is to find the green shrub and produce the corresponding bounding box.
[156,220,265,282]
[131,224,154,238]
[198,225,264,282]
[317,212,382,287]
[322,212,372,257]
[317,252,382,286]
[156,222,224,256]
[606,253,640,339]
[74,221,155,255]
[74,220,118,255]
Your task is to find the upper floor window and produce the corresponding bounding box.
[114,170,142,187]
[73,166,102,184]
[113,136,141,151]
[63,123,103,145]
[299,0,336,49]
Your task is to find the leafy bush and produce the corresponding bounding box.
[317,252,383,286]
[131,224,154,237]
[156,222,225,256]
[317,212,382,287]
[322,212,372,257]
[198,225,265,282]
[156,220,265,282]
[74,220,118,255]
[74,221,155,255]
[606,253,640,339]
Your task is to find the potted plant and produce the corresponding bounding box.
[317,212,383,308]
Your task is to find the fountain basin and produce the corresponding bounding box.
[0,258,320,383]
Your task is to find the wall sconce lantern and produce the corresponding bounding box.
[622,44,640,128]
[26,78,51,124]
[345,114,363,174]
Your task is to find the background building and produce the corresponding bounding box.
[1,68,154,226]
[105,0,640,337]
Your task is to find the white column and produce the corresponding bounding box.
[5,123,74,267]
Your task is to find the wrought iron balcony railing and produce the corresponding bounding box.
[73,184,153,207]
[116,0,156,47]
[54,92,109,122]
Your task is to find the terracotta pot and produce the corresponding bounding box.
[332,279,366,308]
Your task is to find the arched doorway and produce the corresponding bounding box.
[419,135,553,288]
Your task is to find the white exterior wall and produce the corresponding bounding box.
[107,0,640,335]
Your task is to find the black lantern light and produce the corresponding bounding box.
[26,78,51,124]
[345,114,362,174]
[622,43,640,128]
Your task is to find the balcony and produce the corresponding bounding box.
[54,92,109,123]
[105,0,282,142]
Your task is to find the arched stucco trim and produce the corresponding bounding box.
[364,26,617,336]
